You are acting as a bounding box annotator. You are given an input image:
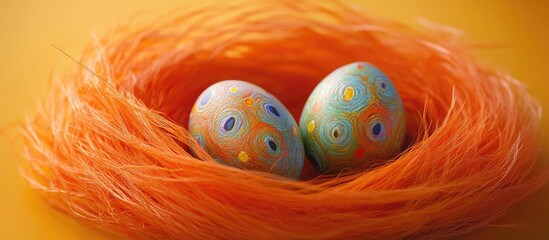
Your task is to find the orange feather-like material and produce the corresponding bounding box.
[21,1,548,239]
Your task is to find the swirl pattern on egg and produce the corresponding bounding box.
[300,62,406,173]
[189,80,304,179]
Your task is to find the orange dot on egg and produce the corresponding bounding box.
[312,102,321,112]
[354,147,365,159]
[244,97,253,106]
[238,151,249,162]
[292,125,298,136]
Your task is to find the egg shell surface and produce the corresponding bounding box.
[300,62,406,173]
[189,80,305,179]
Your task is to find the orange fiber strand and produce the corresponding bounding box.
[21,1,548,239]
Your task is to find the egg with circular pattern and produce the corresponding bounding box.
[189,80,304,179]
[300,62,406,173]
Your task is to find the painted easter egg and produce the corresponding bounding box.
[300,62,406,173]
[189,80,304,179]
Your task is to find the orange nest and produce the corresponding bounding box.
[21,1,548,239]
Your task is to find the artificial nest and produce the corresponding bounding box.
[21,1,548,239]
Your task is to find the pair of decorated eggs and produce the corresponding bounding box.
[188,62,406,179]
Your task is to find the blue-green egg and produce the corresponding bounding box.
[300,62,406,173]
[189,80,304,179]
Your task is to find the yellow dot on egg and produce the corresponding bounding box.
[238,151,249,162]
[191,104,196,113]
[343,86,355,101]
[230,86,239,93]
[292,126,298,136]
[307,120,315,133]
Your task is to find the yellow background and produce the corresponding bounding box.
[1,0,548,239]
